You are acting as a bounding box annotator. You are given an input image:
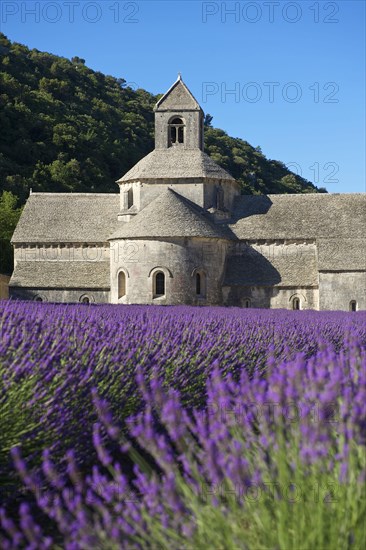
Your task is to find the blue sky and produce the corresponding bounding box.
[1,0,365,192]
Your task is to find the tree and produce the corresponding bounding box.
[0,191,22,274]
[204,113,213,127]
[0,31,323,210]
[279,174,302,193]
[0,191,21,239]
[71,56,85,65]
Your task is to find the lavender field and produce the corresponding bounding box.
[0,301,365,549]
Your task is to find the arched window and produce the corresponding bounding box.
[80,294,93,304]
[244,298,251,309]
[349,300,357,312]
[169,117,185,146]
[118,271,126,299]
[292,297,300,310]
[34,295,43,302]
[154,271,165,297]
[193,269,206,298]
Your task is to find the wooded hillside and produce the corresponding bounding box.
[0,33,324,273]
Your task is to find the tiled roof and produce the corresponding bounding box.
[224,244,318,287]
[109,189,235,240]
[11,193,120,244]
[9,261,110,288]
[229,193,366,271]
[117,148,235,183]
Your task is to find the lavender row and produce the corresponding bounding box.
[0,329,365,548]
[1,302,365,467]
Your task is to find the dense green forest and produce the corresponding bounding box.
[0,33,324,274]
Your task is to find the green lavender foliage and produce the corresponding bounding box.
[0,303,365,548]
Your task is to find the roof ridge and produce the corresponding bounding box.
[165,187,214,220]
[29,193,119,197]
[264,193,366,198]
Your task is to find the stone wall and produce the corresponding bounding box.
[118,180,240,216]
[0,274,10,300]
[270,287,319,309]
[110,237,228,305]
[222,285,319,309]
[319,272,366,311]
[155,111,203,150]
[14,245,110,264]
[203,180,241,212]
[9,288,110,303]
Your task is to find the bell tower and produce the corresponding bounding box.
[116,75,240,218]
[154,74,204,150]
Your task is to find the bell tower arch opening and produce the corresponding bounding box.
[168,116,185,146]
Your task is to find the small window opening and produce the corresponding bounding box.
[169,117,185,146]
[118,271,126,299]
[194,271,206,298]
[128,187,133,209]
[178,125,184,143]
[216,186,224,210]
[80,295,93,304]
[349,300,357,312]
[244,299,251,308]
[34,296,43,302]
[292,297,300,310]
[196,273,201,295]
[154,272,165,297]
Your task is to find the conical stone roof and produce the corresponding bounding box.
[109,189,235,240]
[117,148,235,183]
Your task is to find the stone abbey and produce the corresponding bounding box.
[10,76,365,310]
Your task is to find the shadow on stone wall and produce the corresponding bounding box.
[0,274,10,300]
[231,195,273,221]
[223,246,281,308]
[224,248,281,286]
